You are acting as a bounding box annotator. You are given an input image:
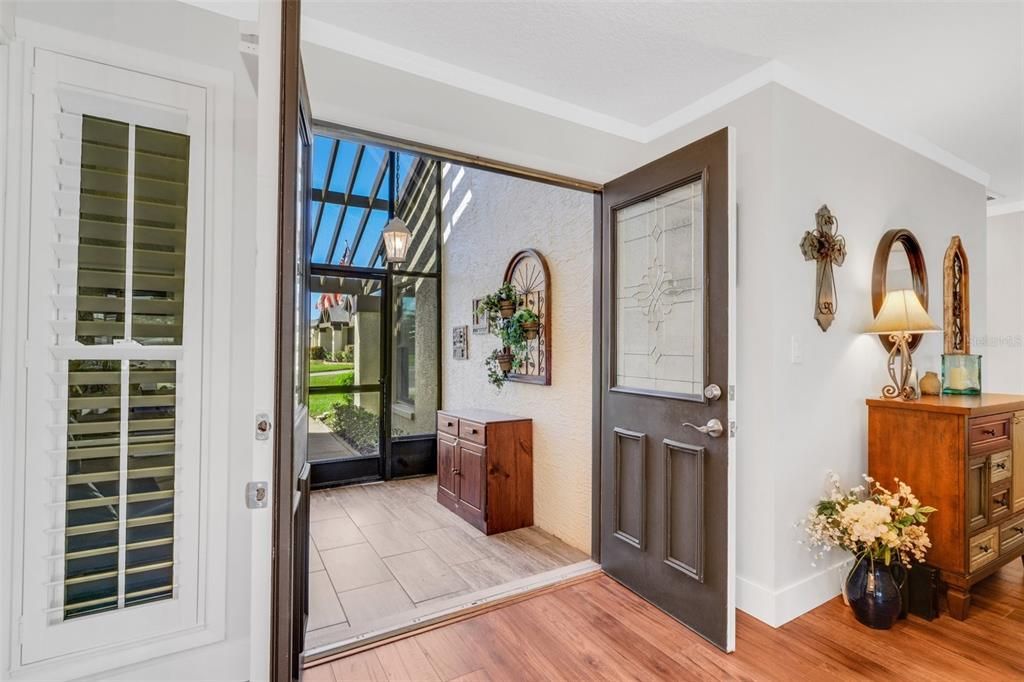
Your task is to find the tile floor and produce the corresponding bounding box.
[305,475,590,649]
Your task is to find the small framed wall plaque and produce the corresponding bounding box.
[471,298,488,335]
[453,325,469,360]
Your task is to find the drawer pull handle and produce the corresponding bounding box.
[470,428,478,434]
[1014,527,1024,535]
[452,467,460,475]
[981,428,997,437]
[446,422,454,427]
[979,544,992,553]
[995,462,1008,471]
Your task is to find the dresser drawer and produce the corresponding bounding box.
[459,418,486,446]
[1001,515,1024,554]
[992,484,1012,522]
[991,450,1012,483]
[969,527,999,573]
[969,415,1012,454]
[437,413,459,437]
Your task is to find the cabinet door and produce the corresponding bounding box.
[457,441,486,515]
[437,436,458,502]
[1013,412,1024,512]
[968,454,990,532]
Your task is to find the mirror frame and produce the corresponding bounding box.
[872,228,929,352]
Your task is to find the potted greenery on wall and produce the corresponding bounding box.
[477,282,537,389]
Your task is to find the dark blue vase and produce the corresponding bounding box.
[845,558,902,629]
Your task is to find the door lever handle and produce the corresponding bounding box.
[681,418,724,438]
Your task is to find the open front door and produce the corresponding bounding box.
[599,128,735,650]
[273,0,313,679]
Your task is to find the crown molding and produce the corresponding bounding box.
[302,16,990,188]
[988,200,1024,217]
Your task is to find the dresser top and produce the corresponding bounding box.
[438,408,531,423]
[866,393,1024,416]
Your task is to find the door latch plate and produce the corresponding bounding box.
[255,413,272,441]
[246,481,269,509]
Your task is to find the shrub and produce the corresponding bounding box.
[325,403,405,455]
[309,346,327,361]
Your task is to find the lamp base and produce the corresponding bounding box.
[880,332,918,400]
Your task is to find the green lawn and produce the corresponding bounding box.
[310,370,353,388]
[308,390,351,417]
[309,360,354,374]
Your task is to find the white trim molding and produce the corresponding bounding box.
[737,558,853,628]
[300,18,991,188]
[988,200,1024,218]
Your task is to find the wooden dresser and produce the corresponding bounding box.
[867,394,1024,619]
[435,408,533,535]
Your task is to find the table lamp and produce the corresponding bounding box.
[865,289,941,400]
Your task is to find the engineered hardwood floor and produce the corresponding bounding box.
[306,476,590,649]
[308,560,1024,681]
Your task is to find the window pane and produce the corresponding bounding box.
[614,179,705,398]
[307,275,382,461]
[76,116,128,345]
[64,360,122,620]
[391,276,438,437]
[125,360,176,607]
[132,125,189,345]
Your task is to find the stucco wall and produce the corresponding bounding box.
[440,164,594,553]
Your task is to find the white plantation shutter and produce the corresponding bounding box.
[20,50,208,665]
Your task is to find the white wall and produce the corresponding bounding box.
[2,2,258,679]
[439,165,595,553]
[986,210,1024,393]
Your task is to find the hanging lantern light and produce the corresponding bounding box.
[382,217,412,264]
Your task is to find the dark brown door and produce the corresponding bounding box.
[273,1,313,679]
[456,442,486,515]
[599,128,734,650]
[437,436,458,502]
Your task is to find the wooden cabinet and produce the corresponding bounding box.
[868,394,1024,620]
[435,408,533,535]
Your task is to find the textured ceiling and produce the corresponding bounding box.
[299,1,1023,202]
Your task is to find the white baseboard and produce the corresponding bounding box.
[737,558,852,628]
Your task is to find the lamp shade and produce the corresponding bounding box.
[382,217,412,263]
[864,289,941,334]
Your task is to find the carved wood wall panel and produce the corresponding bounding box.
[504,249,552,385]
[943,236,971,354]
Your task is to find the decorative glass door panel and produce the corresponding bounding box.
[614,179,705,399]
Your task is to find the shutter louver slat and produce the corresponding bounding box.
[74,116,128,346]
[133,126,188,346]
[64,359,121,619]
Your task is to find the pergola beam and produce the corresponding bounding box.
[324,144,365,265]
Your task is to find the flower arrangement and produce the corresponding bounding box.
[802,473,936,568]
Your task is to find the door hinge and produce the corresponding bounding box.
[729,420,737,438]
[728,384,736,401]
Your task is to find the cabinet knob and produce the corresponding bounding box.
[452,467,460,475]
[981,428,997,437]
[979,544,992,553]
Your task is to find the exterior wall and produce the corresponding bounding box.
[391,277,439,437]
[986,210,1024,393]
[440,164,594,553]
[353,310,381,414]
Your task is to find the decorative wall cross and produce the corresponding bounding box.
[799,204,846,332]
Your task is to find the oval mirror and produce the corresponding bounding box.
[872,228,928,352]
